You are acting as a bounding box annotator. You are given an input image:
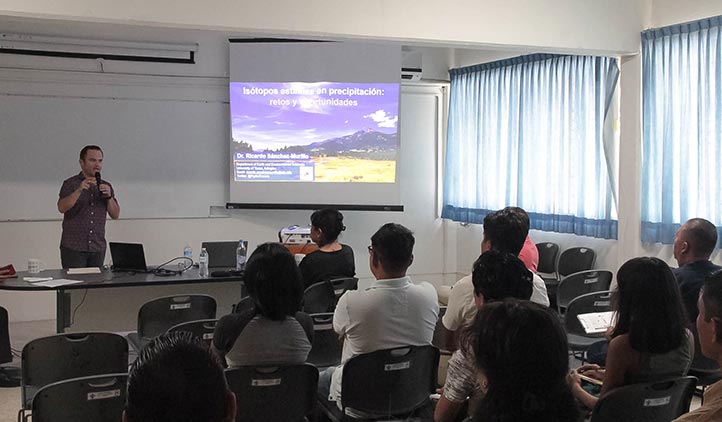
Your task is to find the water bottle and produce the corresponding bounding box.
[199,247,209,278]
[236,240,248,271]
[183,244,193,263]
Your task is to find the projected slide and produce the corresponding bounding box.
[230,82,399,183]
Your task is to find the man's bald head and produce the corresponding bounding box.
[674,218,718,266]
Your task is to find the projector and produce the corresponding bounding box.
[279,225,312,245]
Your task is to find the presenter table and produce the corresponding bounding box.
[0,269,243,333]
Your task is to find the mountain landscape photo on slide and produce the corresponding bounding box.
[230,82,400,183]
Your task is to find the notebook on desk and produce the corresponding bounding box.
[109,242,148,273]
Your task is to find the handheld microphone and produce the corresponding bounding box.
[95,172,103,196]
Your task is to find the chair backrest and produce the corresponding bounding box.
[166,319,219,348]
[341,345,439,417]
[225,363,318,422]
[232,295,254,314]
[303,281,336,314]
[564,291,614,339]
[557,270,613,313]
[558,247,596,278]
[306,313,342,369]
[325,276,359,302]
[536,242,560,275]
[21,332,128,409]
[30,373,128,422]
[432,307,449,353]
[137,294,217,340]
[687,324,722,387]
[590,376,697,422]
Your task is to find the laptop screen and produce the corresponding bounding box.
[201,241,239,269]
[109,242,148,272]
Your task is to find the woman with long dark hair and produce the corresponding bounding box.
[462,300,580,422]
[569,257,693,409]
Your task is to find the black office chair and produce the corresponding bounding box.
[556,270,613,315]
[232,295,254,314]
[306,313,343,369]
[687,325,722,403]
[589,376,697,422]
[536,241,560,282]
[431,306,451,354]
[318,345,439,421]
[558,247,596,279]
[225,363,318,422]
[127,294,217,352]
[25,373,128,422]
[303,281,336,314]
[166,319,219,348]
[326,276,359,303]
[564,291,613,361]
[18,332,128,422]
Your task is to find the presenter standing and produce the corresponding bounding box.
[57,145,120,268]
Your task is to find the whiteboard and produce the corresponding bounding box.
[0,69,230,220]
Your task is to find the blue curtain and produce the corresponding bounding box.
[641,16,722,246]
[442,54,620,239]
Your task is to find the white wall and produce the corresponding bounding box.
[651,0,722,28]
[0,0,644,54]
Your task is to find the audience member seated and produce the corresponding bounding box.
[463,300,579,422]
[676,270,722,421]
[569,257,693,409]
[299,208,356,289]
[318,223,438,408]
[434,251,534,422]
[673,218,721,323]
[213,242,313,367]
[443,207,549,350]
[124,331,236,422]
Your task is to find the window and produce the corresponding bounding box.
[442,54,619,239]
[641,16,722,245]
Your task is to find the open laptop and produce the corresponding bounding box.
[201,241,239,271]
[109,242,149,272]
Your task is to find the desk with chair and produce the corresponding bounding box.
[0,269,243,333]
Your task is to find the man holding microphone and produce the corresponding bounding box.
[57,145,120,268]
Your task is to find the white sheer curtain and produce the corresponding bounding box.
[443,54,619,239]
[641,16,722,245]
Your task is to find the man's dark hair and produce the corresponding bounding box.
[701,270,722,342]
[685,218,718,259]
[506,206,530,233]
[310,208,346,246]
[482,207,528,255]
[244,242,303,320]
[370,223,414,274]
[125,331,230,422]
[80,145,103,160]
[472,250,533,302]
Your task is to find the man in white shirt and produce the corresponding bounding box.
[443,207,549,350]
[318,223,439,408]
